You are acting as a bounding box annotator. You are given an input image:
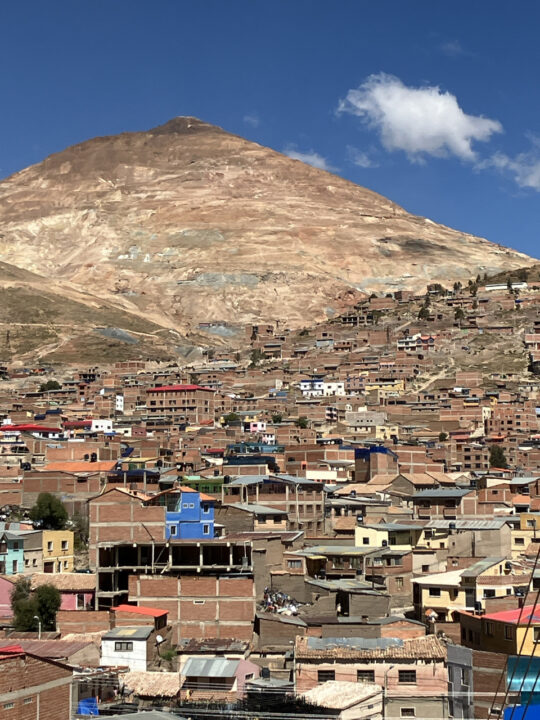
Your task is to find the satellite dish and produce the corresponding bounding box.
[156,634,164,645]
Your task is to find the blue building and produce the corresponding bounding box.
[149,487,215,540]
[0,531,25,574]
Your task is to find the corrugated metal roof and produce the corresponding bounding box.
[230,503,287,515]
[413,488,472,498]
[425,518,509,530]
[182,657,239,678]
[461,557,505,578]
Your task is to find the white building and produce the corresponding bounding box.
[100,626,153,671]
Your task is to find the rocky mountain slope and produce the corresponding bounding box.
[0,116,534,354]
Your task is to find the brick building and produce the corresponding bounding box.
[0,646,73,720]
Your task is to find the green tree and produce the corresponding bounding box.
[438,432,448,442]
[271,413,283,424]
[222,412,240,425]
[489,445,508,469]
[39,379,61,392]
[454,308,466,322]
[418,306,430,320]
[11,578,61,632]
[72,510,89,551]
[29,493,68,530]
[34,585,62,630]
[295,416,309,429]
[249,349,265,368]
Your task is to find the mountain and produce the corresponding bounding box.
[0,116,534,350]
[0,260,185,364]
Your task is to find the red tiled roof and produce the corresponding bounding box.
[147,384,214,393]
[112,604,168,618]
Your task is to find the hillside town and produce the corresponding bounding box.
[1,274,540,719]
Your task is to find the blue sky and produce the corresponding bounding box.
[1,1,539,259]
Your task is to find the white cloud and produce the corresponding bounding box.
[484,142,540,191]
[439,40,470,57]
[337,73,502,162]
[243,113,260,128]
[284,146,336,171]
[347,146,378,168]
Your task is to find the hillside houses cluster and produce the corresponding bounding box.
[0,281,540,718]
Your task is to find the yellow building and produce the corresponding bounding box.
[460,605,540,656]
[355,522,422,551]
[42,530,75,573]
[413,569,467,622]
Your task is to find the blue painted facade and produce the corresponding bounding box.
[165,490,215,540]
[0,532,25,575]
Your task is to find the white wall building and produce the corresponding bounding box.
[100,626,152,671]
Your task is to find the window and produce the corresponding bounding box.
[12,542,19,550]
[3,703,14,709]
[485,622,494,637]
[12,560,17,573]
[114,641,133,652]
[357,670,375,682]
[47,541,53,552]
[505,626,515,641]
[203,504,210,513]
[170,526,177,536]
[32,558,37,567]
[61,540,68,551]
[203,524,210,535]
[398,670,417,684]
[189,503,195,509]
[63,560,68,569]
[429,588,441,597]
[515,538,525,546]
[287,559,302,569]
[23,698,33,704]
[193,600,205,605]
[534,627,540,642]
[362,537,370,545]
[483,589,496,598]
[422,565,429,572]
[395,577,404,590]
[318,670,335,683]
[401,709,416,718]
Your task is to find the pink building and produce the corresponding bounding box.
[31,572,95,610]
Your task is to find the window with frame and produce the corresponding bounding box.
[398,670,417,684]
[485,622,494,637]
[534,627,540,642]
[401,709,415,718]
[505,626,515,641]
[515,538,525,545]
[61,540,68,551]
[357,670,375,682]
[47,541,53,552]
[318,670,335,683]
[483,589,496,598]
[114,641,133,652]
[429,587,441,597]
[287,559,302,569]
[395,577,404,590]
[203,524,210,534]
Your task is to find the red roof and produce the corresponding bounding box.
[0,644,25,657]
[112,604,168,618]
[0,424,61,433]
[483,604,540,624]
[147,384,214,393]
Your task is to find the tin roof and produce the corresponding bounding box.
[182,656,239,678]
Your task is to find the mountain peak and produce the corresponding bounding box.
[149,116,221,136]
